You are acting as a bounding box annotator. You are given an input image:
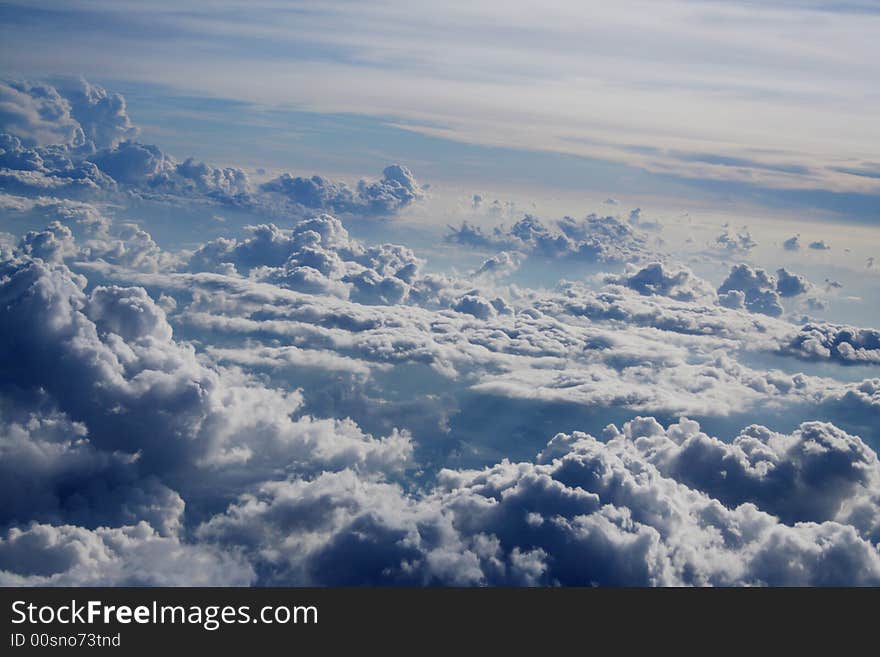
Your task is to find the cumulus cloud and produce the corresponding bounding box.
[714,229,756,254]
[0,79,257,206]
[188,214,425,305]
[2,208,878,585]
[0,522,253,586]
[718,264,783,316]
[611,417,880,532]
[603,262,715,302]
[261,165,424,217]
[3,77,880,588]
[0,246,413,481]
[0,80,88,149]
[787,323,880,365]
[0,132,116,197]
[775,268,811,298]
[55,78,138,151]
[474,251,523,278]
[809,240,831,251]
[88,143,251,202]
[0,78,136,160]
[783,234,801,251]
[198,417,880,586]
[716,265,814,316]
[89,141,173,185]
[447,213,649,263]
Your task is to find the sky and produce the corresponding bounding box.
[0,1,879,586]
[2,1,880,210]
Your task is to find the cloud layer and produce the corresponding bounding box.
[1,78,879,586]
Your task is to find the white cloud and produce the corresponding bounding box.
[198,417,880,585]
[261,165,424,218]
[2,76,880,587]
[0,522,253,586]
[603,262,716,302]
[447,213,651,263]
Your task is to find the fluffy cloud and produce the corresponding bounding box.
[89,141,173,185]
[787,323,880,364]
[0,132,116,196]
[0,78,136,156]
[88,143,251,203]
[199,417,880,586]
[612,417,880,532]
[0,522,253,586]
[0,79,255,206]
[261,165,423,217]
[474,251,523,278]
[57,79,138,151]
[716,265,811,315]
[603,262,715,302]
[2,209,879,585]
[189,214,424,305]
[447,213,649,263]
[0,80,88,149]
[714,229,756,254]
[775,268,811,298]
[0,247,412,480]
[0,400,182,535]
[718,264,783,316]
[3,77,880,588]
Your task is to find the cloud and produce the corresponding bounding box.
[809,240,831,250]
[716,265,814,315]
[474,251,523,278]
[199,417,880,586]
[0,522,254,586]
[141,249,845,421]
[627,207,662,231]
[55,78,138,151]
[718,264,783,317]
[603,262,716,302]
[714,229,757,254]
[0,79,254,205]
[2,205,879,585]
[89,141,173,185]
[0,80,87,149]
[787,323,880,364]
[18,220,77,263]
[783,234,801,251]
[613,417,880,531]
[0,399,182,535]
[3,76,880,587]
[1,78,136,154]
[0,246,413,480]
[447,213,649,263]
[775,268,811,297]
[261,165,424,218]
[172,157,251,199]
[714,265,809,316]
[188,214,425,305]
[0,132,116,197]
